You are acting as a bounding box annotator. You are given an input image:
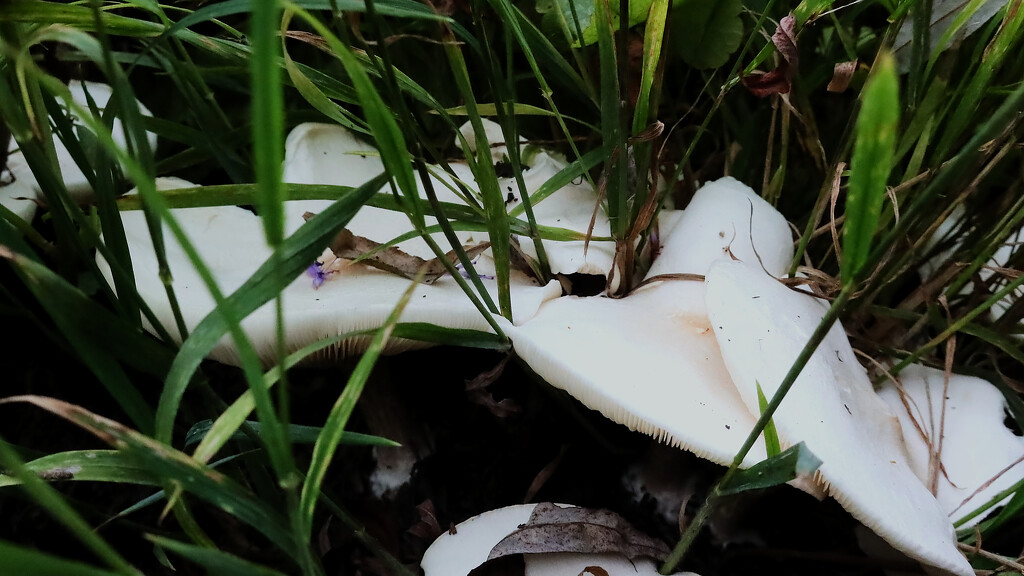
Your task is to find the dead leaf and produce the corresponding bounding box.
[742,13,798,97]
[465,355,520,418]
[581,568,610,576]
[827,60,858,93]
[485,503,670,563]
[305,212,490,283]
[407,500,443,542]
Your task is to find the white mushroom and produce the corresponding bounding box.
[6,80,156,202]
[281,121,615,280]
[0,170,37,223]
[100,177,561,365]
[420,503,699,576]
[705,260,974,576]
[505,178,793,468]
[878,364,1024,527]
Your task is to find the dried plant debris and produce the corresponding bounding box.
[305,214,491,283]
[742,13,798,97]
[486,502,670,563]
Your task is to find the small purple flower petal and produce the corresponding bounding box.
[307,262,326,289]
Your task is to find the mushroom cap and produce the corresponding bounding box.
[705,260,973,576]
[647,176,793,278]
[878,364,1024,527]
[420,503,699,576]
[454,117,525,163]
[282,122,614,278]
[506,177,796,468]
[0,171,37,223]
[6,81,156,202]
[102,175,561,365]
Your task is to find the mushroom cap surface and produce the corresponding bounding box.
[705,260,973,576]
[282,122,614,278]
[102,172,561,364]
[6,81,156,202]
[878,364,1024,527]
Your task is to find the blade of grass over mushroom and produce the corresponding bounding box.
[155,173,386,445]
[251,0,285,247]
[0,437,136,575]
[0,540,135,576]
[718,442,821,496]
[596,0,629,241]
[147,535,289,576]
[756,382,781,458]
[2,396,305,563]
[842,51,898,286]
[443,31,513,317]
[298,269,423,541]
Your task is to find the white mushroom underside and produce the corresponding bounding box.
[705,260,973,576]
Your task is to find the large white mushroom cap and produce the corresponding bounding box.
[421,503,699,576]
[101,178,561,365]
[0,171,37,223]
[6,81,156,202]
[506,178,793,468]
[281,121,614,279]
[705,260,973,576]
[878,364,1024,528]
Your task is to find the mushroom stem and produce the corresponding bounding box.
[661,284,853,574]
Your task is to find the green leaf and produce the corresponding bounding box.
[0,540,130,576]
[842,51,899,285]
[0,450,159,489]
[553,0,682,46]
[671,0,744,70]
[298,274,423,542]
[184,420,397,449]
[5,396,303,562]
[148,535,289,576]
[718,442,822,496]
[756,382,781,458]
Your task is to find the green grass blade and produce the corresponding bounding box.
[718,442,822,496]
[4,396,304,563]
[632,0,669,135]
[0,438,137,575]
[756,382,781,458]
[0,450,159,488]
[251,0,285,246]
[842,51,899,286]
[298,274,421,542]
[0,248,158,432]
[0,540,133,576]
[148,535,289,576]
[185,420,397,449]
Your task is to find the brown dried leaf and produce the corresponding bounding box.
[772,13,798,66]
[742,13,798,98]
[827,60,858,93]
[407,500,443,542]
[305,212,490,283]
[741,68,792,97]
[485,503,670,563]
[582,568,611,576]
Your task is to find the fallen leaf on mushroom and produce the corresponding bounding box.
[420,503,700,576]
